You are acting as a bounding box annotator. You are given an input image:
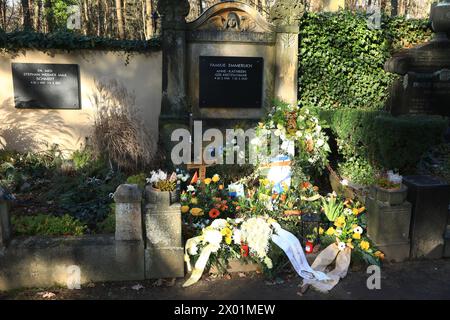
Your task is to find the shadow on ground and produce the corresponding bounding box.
[1,259,450,300]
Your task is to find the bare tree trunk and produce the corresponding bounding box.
[391,0,398,16]
[116,0,125,38]
[21,0,32,29]
[145,0,153,39]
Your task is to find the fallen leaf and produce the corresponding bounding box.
[38,292,56,299]
[131,284,145,291]
[153,279,163,287]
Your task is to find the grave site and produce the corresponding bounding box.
[0,0,450,306]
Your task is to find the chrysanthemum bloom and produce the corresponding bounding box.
[208,208,220,219]
[181,205,190,213]
[326,227,335,236]
[212,174,220,183]
[190,208,204,216]
[204,178,212,185]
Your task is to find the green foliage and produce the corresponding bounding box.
[126,173,147,190]
[0,144,63,191]
[338,157,378,186]
[97,204,116,234]
[321,194,344,222]
[299,11,432,111]
[12,214,87,236]
[373,115,448,171]
[0,29,160,55]
[318,108,448,180]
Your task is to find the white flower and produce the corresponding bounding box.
[341,179,349,186]
[232,229,242,245]
[353,226,363,234]
[188,244,198,255]
[203,229,223,252]
[264,257,273,269]
[316,138,325,147]
[295,131,303,138]
[274,129,282,137]
[240,218,272,259]
[211,219,227,230]
[338,242,347,251]
[157,170,167,181]
[335,229,343,236]
[344,208,353,216]
[187,185,195,192]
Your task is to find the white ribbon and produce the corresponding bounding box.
[271,226,330,282]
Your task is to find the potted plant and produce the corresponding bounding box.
[146,170,185,208]
[370,171,408,206]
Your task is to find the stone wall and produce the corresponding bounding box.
[0,49,162,154]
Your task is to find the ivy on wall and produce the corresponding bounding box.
[298,11,432,111]
[0,30,161,55]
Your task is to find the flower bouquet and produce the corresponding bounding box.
[180,174,237,233]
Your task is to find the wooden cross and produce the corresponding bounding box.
[186,148,217,181]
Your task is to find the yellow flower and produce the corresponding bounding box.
[221,227,232,245]
[360,240,370,251]
[191,197,198,205]
[352,233,361,240]
[212,174,220,183]
[261,178,270,186]
[204,178,212,185]
[326,227,336,236]
[353,207,365,215]
[181,205,190,214]
[267,218,277,225]
[334,216,346,228]
[319,227,324,235]
[190,207,204,216]
[374,251,385,260]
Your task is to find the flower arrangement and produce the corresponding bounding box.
[147,169,177,191]
[320,195,384,265]
[253,103,330,174]
[181,174,237,230]
[183,216,277,285]
[375,170,403,190]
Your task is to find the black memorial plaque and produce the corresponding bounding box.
[199,56,263,109]
[12,63,81,109]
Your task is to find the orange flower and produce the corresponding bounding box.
[280,194,287,202]
[272,193,279,200]
[208,208,220,219]
[302,182,311,189]
[218,185,224,190]
[313,186,319,192]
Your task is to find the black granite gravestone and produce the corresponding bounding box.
[12,63,81,109]
[199,56,263,109]
[403,175,450,259]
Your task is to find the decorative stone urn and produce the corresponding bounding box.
[145,185,180,209]
[430,0,450,34]
[370,184,408,206]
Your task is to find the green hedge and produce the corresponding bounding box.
[318,108,448,175]
[0,30,161,54]
[299,11,432,111]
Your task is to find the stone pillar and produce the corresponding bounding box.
[271,0,304,106]
[144,186,184,279]
[366,186,412,262]
[157,0,191,160]
[0,187,11,248]
[114,184,143,241]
